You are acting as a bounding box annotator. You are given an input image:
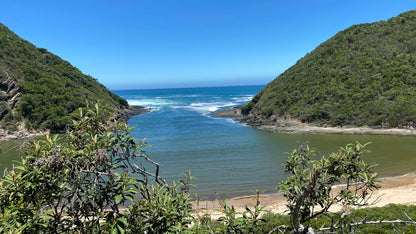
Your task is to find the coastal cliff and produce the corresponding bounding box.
[240,10,416,129]
[0,23,138,138]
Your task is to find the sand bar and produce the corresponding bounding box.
[194,173,416,218]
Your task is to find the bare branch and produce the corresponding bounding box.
[319,219,416,231]
[132,163,166,185]
[404,211,415,222]
[267,225,288,234]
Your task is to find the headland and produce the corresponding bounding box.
[213,107,416,136]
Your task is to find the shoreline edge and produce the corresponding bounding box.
[212,106,416,136]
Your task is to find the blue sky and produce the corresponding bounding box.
[0,0,415,90]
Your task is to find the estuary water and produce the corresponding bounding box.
[113,85,416,199]
[1,85,415,199]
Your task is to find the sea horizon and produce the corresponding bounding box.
[111,83,266,92]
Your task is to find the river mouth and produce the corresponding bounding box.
[1,130,416,200]
[2,86,416,199]
[113,86,416,199]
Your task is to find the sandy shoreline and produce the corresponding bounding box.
[195,173,416,218]
[197,107,416,216]
[256,124,416,136]
[0,130,49,142]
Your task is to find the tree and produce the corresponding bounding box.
[0,103,193,233]
[279,142,380,233]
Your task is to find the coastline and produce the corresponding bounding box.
[0,105,150,141]
[256,123,416,136]
[213,107,416,136]
[0,129,49,142]
[195,173,416,218]
[116,105,151,122]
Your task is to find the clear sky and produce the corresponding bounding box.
[0,0,415,90]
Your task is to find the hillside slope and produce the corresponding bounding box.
[0,23,129,134]
[242,10,416,128]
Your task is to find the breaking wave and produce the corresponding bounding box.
[183,102,237,114]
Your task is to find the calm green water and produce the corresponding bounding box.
[114,86,416,198]
[1,86,415,199]
[263,132,416,177]
[0,138,29,173]
[1,131,415,199]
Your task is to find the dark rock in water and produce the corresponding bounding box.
[118,105,151,122]
[212,106,242,118]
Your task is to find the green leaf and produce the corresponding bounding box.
[117,224,125,234]
[117,216,128,226]
[115,194,123,204]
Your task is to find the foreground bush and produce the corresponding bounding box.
[0,103,414,233]
[0,103,193,233]
[279,142,380,233]
[261,204,416,233]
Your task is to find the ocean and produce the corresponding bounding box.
[113,85,416,199]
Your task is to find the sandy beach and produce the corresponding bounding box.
[195,173,416,218]
[202,108,416,217]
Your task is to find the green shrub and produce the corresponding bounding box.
[243,10,416,128]
[0,103,194,233]
[279,142,379,233]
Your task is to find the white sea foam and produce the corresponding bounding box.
[232,95,254,103]
[209,115,248,127]
[126,99,175,107]
[127,96,245,116]
[185,102,237,114]
[225,118,239,125]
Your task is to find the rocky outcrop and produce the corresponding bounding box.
[211,106,242,118]
[213,107,296,128]
[117,105,151,122]
[0,69,20,121]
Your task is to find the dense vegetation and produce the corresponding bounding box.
[0,104,193,233]
[279,142,379,233]
[0,23,128,132]
[258,204,416,233]
[1,104,414,233]
[242,10,416,128]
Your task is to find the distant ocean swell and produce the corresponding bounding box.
[125,93,253,115]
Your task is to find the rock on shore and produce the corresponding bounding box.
[213,107,416,136]
[0,105,151,141]
[211,106,242,118]
[0,127,49,141]
[117,105,151,122]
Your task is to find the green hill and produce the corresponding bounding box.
[242,10,416,128]
[0,23,129,133]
